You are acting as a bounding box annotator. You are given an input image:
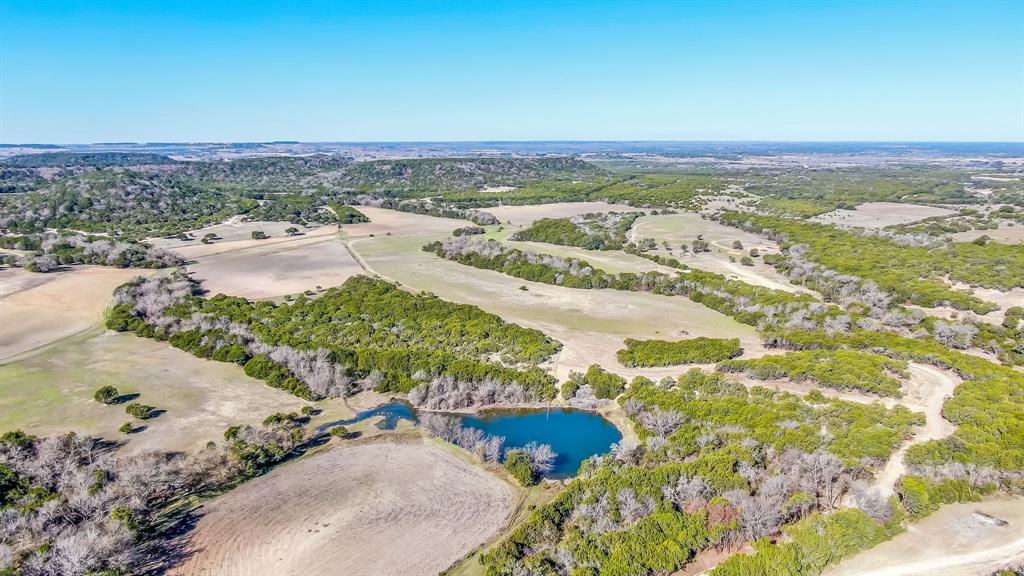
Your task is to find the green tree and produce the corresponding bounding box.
[125,402,156,420]
[93,385,119,404]
[504,450,537,486]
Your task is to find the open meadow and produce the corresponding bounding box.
[0,327,315,455]
[0,266,143,360]
[629,213,817,294]
[811,202,956,228]
[348,228,767,379]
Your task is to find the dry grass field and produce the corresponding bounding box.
[0,266,143,361]
[485,201,639,226]
[630,213,816,295]
[811,202,955,228]
[952,226,1024,245]
[0,328,314,455]
[349,231,766,380]
[186,230,362,300]
[170,436,518,576]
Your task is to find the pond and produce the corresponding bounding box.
[320,402,623,479]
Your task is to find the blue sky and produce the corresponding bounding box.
[1,0,1022,143]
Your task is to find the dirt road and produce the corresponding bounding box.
[870,363,959,496]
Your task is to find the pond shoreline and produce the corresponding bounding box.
[324,395,625,479]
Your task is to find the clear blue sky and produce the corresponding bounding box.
[1,0,1022,143]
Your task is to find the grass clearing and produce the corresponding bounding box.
[0,327,315,455]
[349,230,766,380]
[631,213,814,294]
[484,201,638,226]
[0,266,143,361]
[811,202,956,228]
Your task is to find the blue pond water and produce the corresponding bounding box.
[320,402,622,479]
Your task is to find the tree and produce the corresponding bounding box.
[93,385,119,404]
[119,422,134,435]
[504,450,537,486]
[330,425,348,439]
[201,232,218,244]
[251,230,268,240]
[639,408,685,436]
[523,441,557,475]
[740,256,754,266]
[285,226,301,236]
[732,240,743,249]
[749,248,760,257]
[125,402,156,420]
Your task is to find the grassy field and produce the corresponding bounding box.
[629,213,816,295]
[484,201,639,226]
[349,230,766,380]
[811,202,955,229]
[0,327,320,454]
[0,266,143,360]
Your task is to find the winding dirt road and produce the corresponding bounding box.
[870,363,959,496]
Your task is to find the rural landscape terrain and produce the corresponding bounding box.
[0,141,1022,576]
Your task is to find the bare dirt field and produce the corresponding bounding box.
[349,232,767,380]
[171,436,518,576]
[827,498,1024,576]
[812,202,955,228]
[186,230,363,299]
[342,206,471,238]
[485,201,639,226]
[152,223,365,300]
[0,327,314,455]
[0,266,143,361]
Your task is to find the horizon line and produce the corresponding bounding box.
[4,139,1023,146]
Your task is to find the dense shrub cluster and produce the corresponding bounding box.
[0,429,238,576]
[511,211,644,250]
[348,195,499,225]
[563,365,627,400]
[335,156,599,193]
[0,170,258,237]
[452,225,485,237]
[107,272,559,401]
[439,173,724,211]
[743,167,977,217]
[717,349,907,398]
[720,212,1023,311]
[617,337,742,367]
[709,508,903,576]
[0,232,183,272]
[242,193,335,225]
[327,202,370,224]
